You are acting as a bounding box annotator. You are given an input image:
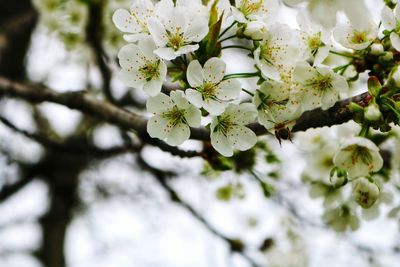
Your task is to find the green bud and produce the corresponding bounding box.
[364,102,382,122]
[380,51,393,62]
[348,102,364,113]
[353,177,380,209]
[329,167,348,187]
[367,76,382,97]
[370,43,384,56]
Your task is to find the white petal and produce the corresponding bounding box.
[146,93,173,113]
[331,74,349,92]
[228,126,257,151]
[203,98,226,116]
[185,89,203,108]
[381,6,396,30]
[143,79,163,96]
[138,37,158,59]
[175,44,200,55]
[187,60,204,87]
[123,33,148,42]
[211,130,233,157]
[112,9,140,33]
[118,44,145,69]
[390,33,400,52]
[184,18,209,42]
[216,79,242,100]
[166,123,190,146]
[118,69,144,88]
[184,105,201,127]
[231,6,247,23]
[147,115,170,139]
[292,61,315,83]
[321,89,339,110]
[395,3,400,21]
[147,18,168,47]
[170,90,189,109]
[226,103,257,125]
[203,57,226,83]
[154,47,178,60]
[371,152,384,172]
[313,46,330,66]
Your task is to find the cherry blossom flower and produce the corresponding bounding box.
[118,37,167,96]
[333,137,383,178]
[297,12,330,65]
[146,91,201,146]
[112,0,154,42]
[253,80,300,131]
[333,23,378,50]
[210,103,257,157]
[147,0,209,60]
[185,58,242,115]
[292,62,348,111]
[381,4,400,51]
[254,24,301,81]
[231,0,279,23]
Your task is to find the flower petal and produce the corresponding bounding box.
[185,89,203,108]
[147,18,168,47]
[118,44,145,69]
[187,60,204,87]
[203,57,226,83]
[228,125,257,151]
[390,32,400,52]
[216,79,242,101]
[203,98,226,115]
[112,9,140,33]
[147,115,170,139]
[118,69,144,88]
[381,6,396,30]
[184,105,201,127]
[146,93,174,113]
[166,122,190,145]
[211,130,233,157]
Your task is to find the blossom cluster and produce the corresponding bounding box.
[112,0,400,158]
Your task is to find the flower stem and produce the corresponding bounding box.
[223,72,259,80]
[219,35,236,43]
[242,88,254,96]
[359,123,370,137]
[329,50,357,59]
[221,45,252,51]
[219,21,237,38]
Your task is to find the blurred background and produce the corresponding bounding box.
[0,0,400,267]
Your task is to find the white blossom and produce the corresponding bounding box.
[381,4,400,51]
[292,62,348,111]
[118,37,167,96]
[333,23,378,50]
[185,58,242,115]
[333,137,383,178]
[112,0,155,42]
[146,91,201,146]
[210,103,257,157]
[147,0,209,60]
[283,0,371,29]
[297,12,330,65]
[254,24,301,81]
[253,80,300,131]
[231,0,279,23]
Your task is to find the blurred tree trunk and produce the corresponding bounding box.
[36,149,90,267]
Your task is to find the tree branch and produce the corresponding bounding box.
[0,76,370,142]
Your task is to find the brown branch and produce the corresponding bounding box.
[0,76,370,142]
[86,1,113,102]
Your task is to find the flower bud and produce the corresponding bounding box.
[329,167,348,187]
[370,43,384,56]
[391,66,400,87]
[353,177,379,208]
[364,102,382,122]
[243,21,268,41]
[380,51,393,62]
